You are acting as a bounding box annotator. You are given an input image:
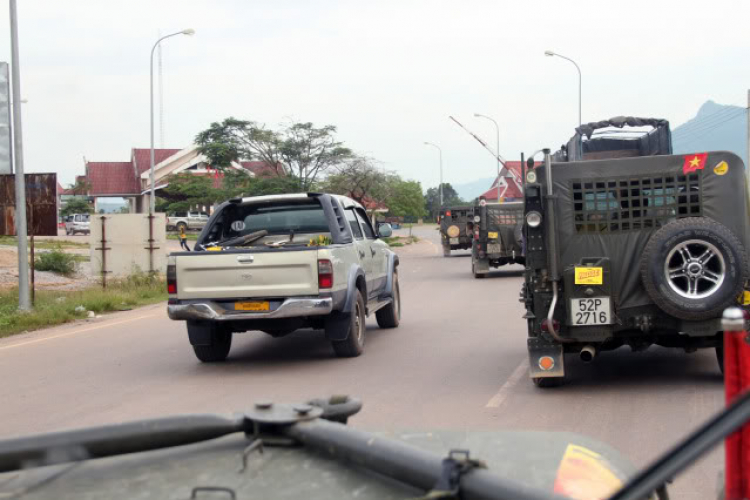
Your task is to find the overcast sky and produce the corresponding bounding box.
[1,0,748,189]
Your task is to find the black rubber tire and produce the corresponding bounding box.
[192,326,232,363]
[331,290,366,357]
[716,336,725,375]
[640,217,746,321]
[532,377,564,388]
[176,222,188,233]
[472,263,485,279]
[376,273,400,328]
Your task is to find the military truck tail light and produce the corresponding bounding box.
[445,210,452,217]
[526,211,542,228]
[318,259,333,289]
[167,263,177,295]
[538,356,555,371]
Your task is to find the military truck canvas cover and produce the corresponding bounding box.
[538,151,749,310]
[483,202,524,256]
[556,116,672,162]
[440,206,474,234]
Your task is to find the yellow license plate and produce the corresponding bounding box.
[488,231,498,239]
[234,301,270,312]
[575,267,603,285]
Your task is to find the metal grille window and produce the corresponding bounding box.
[488,209,522,226]
[572,174,702,233]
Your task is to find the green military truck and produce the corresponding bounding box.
[521,117,749,387]
[439,206,475,257]
[471,200,525,278]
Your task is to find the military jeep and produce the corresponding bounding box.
[439,205,475,256]
[521,118,749,387]
[471,199,525,278]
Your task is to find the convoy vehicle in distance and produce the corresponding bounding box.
[166,211,210,232]
[521,117,748,387]
[63,213,90,235]
[438,205,474,256]
[167,193,400,362]
[471,199,524,278]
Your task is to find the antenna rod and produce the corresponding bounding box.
[448,116,521,184]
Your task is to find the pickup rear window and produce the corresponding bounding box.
[217,201,330,237]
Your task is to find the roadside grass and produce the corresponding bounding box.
[0,236,89,250]
[34,248,77,276]
[384,236,419,247]
[0,273,167,338]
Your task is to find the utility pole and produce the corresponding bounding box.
[9,0,30,310]
[746,90,749,196]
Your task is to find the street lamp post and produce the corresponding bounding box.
[149,29,194,214]
[424,142,443,207]
[545,50,581,128]
[474,113,501,202]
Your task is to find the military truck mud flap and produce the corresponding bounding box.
[527,337,565,378]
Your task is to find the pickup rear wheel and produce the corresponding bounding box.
[376,273,400,328]
[190,324,232,363]
[331,290,366,358]
[176,222,188,233]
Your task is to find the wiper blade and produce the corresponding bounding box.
[0,398,560,500]
[0,414,244,473]
[212,230,269,248]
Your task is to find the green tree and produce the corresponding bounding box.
[195,118,353,191]
[388,180,426,220]
[323,156,386,206]
[424,183,463,220]
[61,198,92,217]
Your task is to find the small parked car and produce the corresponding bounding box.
[64,214,90,235]
[167,211,210,232]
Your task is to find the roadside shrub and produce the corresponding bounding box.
[34,248,76,276]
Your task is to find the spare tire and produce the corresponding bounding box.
[640,217,746,321]
[446,225,460,238]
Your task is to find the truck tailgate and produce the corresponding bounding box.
[176,249,319,300]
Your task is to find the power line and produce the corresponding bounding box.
[673,106,746,136]
[673,108,747,143]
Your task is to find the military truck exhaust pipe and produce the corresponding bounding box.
[580,345,597,363]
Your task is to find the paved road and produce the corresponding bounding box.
[0,225,724,498]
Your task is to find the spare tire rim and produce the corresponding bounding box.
[664,239,725,299]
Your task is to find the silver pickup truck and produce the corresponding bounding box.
[167,193,400,363]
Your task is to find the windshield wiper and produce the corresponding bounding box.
[209,230,269,248]
[0,397,560,500]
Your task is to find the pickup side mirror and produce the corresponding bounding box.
[377,223,393,238]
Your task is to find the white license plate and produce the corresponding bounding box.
[487,243,503,254]
[449,237,459,244]
[570,297,611,325]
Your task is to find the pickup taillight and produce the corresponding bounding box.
[318,259,333,289]
[167,262,177,294]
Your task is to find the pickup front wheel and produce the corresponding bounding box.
[331,290,366,358]
[376,273,400,328]
[188,322,232,363]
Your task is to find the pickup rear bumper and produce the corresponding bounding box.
[167,297,333,322]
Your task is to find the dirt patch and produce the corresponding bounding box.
[0,248,96,291]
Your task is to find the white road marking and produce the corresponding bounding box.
[485,361,528,408]
[0,313,158,351]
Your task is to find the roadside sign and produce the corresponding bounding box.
[0,173,58,236]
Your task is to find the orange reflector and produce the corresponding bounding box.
[539,356,555,371]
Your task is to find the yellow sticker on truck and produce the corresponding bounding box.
[575,267,603,285]
[487,231,499,239]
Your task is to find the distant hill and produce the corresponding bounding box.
[672,100,747,166]
[452,176,496,202]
